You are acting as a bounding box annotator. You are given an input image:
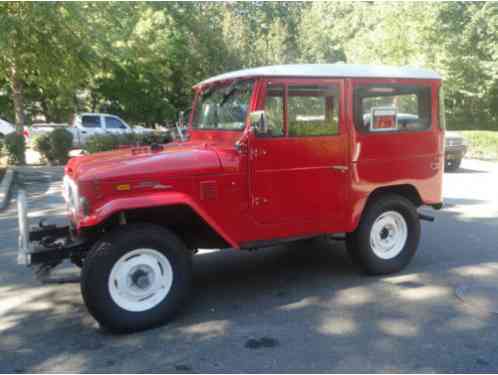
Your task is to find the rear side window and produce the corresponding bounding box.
[287,85,339,137]
[105,117,126,129]
[81,115,101,128]
[354,84,432,132]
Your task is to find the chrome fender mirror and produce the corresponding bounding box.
[248,111,269,136]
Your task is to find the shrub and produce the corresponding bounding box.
[50,128,73,164]
[4,132,25,165]
[33,128,73,165]
[83,131,172,154]
[33,133,54,163]
[83,134,122,154]
[0,137,4,158]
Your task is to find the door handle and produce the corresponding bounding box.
[331,165,348,172]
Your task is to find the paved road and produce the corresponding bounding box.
[1,160,498,372]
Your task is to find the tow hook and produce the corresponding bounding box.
[419,213,435,222]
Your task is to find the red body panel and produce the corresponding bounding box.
[64,74,444,249]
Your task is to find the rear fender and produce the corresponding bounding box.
[79,192,239,248]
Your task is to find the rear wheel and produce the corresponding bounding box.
[445,158,461,172]
[81,223,192,333]
[346,194,420,275]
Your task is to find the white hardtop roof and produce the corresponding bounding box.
[196,64,441,87]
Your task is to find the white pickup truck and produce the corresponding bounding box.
[28,113,155,148]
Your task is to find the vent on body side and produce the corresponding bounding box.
[200,181,218,201]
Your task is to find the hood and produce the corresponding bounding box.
[66,142,223,182]
[0,118,14,133]
[445,131,464,140]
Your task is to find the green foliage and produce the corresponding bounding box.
[83,134,122,154]
[3,132,25,165]
[460,131,498,160]
[1,2,497,137]
[83,132,172,154]
[32,133,52,162]
[50,128,73,164]
[33,128,73,165]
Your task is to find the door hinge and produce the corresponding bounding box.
[250,148,267,159]
[252,196,269,206]
[331,165,349,172]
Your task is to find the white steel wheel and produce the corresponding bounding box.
[369,211,408,260]
[108,248,173,312]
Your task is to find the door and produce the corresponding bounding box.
[249,79,349,229]
[79,114,105,145]
[104,116,129,135]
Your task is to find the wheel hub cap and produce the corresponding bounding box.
[370,211,408,260]
[108,249,173,312]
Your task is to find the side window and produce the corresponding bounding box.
[261,84,284,137]
[355,84,432,132]
[105,117,127,129]
[81,115,101,128]
[287,85,339,137]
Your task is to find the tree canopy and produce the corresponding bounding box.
[1,2,497,131]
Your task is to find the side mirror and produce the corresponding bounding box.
[248,111,269,136]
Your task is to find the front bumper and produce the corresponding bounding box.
[17,190,32,265]
[17,190,90,267]
[445,145,467,161]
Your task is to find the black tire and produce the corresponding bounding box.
[346,194,420,275]
[445,159,461,172]
[81,223,192,333]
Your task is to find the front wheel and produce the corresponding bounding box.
[346,194,420,275]
[81,223,192,333]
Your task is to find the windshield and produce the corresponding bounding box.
[192,80,254,131]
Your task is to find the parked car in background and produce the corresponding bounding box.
[16,64,445,333]
[27,113,156,148]
[0,117,15,138]
[444,131,467,171]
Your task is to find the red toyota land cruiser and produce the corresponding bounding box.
[17,64,445,333]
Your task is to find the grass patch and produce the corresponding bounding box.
[460,131,498,160]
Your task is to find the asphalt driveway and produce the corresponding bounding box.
[1,159,498,372]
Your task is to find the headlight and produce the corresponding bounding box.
[79,197,90,217]
[63,176,80,214]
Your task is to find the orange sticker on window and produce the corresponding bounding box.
[373,116,396,129]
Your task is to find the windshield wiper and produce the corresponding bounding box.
[219,79,240,107]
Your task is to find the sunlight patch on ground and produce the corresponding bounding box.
[319,316,357,335]
[179,319,230,340]
[396,285,450,301]
[451,262,498,278]
[381,272,425,285]
[278,296,320,311]
[0,287,53,317]
[35,352,87,372]
[333,286,374,306]
[378,318,418,337]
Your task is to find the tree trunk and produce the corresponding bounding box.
[9,64,26,165]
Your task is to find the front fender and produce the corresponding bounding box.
[78,192,239,248]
